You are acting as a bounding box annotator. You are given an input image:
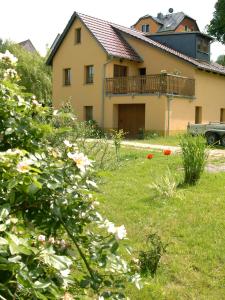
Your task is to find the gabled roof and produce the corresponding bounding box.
[111,23,225,75]
[46,12,225,76]
[132,12,199,32]
[18,39,37,53]
[46,12,142,65]
[157,12,199,32]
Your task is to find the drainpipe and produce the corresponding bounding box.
[167,95,173,136]
[101,56,113,129]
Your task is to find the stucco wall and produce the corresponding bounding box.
[133,17,159,33]
[104,94,167,133]
[119,33,195,78]
[52,18,107,125]
[168,70,225,133]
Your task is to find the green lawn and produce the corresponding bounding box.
[97,148,225,300]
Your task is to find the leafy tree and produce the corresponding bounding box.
[216,54,225,66]
[0,40,52,105]
[0,50,141,299]
[207,0,225,43]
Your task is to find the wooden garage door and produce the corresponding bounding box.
[118,104,145,138]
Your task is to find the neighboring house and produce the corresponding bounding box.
[18,39,37,53]
[47,11,225,137]
[132,10,199,34]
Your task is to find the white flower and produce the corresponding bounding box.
[3,68,18,79]
[105,220,116,234]
[0,50,18,64]
[6,149,22,155]
[48,237,55,244]
[86,180,97,188]
[67,152,92,173]
[63,140,73,147]
[60,269,70,277]
[98,297,104,300]
[115,225,127,240]
[53,109,58,116]
[60,239,66,247]
[32,99,42,107]
[16,159,34,173]
[38,235,46,242]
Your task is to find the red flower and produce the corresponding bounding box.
[147,153,154,159]
[163,149,172,156]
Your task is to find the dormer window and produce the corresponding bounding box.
[141,24,150,33]
[197,38,209,54]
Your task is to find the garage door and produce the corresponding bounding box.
[118,104,145,138]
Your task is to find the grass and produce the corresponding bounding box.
[97,147,225,300]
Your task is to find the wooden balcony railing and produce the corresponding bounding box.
[105,73,195,97]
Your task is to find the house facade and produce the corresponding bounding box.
[47,11,225,136]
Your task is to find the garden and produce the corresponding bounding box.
[0,49,225,300]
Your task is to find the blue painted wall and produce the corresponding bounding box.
[149,33,210,62]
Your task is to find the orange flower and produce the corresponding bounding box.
[163,149,172,156]
[147,153,154,159]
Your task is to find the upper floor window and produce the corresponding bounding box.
[141,24,150,33]
[85,65,94,84]
[75,28,81,44]
[197,38,209,54]
[114,65,127,77]
[63,68,71,86]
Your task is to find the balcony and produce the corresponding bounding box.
[105,73,195,98]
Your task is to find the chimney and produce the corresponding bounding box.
[157,12,163,20]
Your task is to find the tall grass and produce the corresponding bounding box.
[179,134,208,185]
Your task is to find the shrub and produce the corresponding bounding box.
[150,169,180,200]
[0,51,142,299]
[179,134,208,185]
[138,233,167,277]
[110,129,126,162]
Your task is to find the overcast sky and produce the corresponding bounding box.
[1,0,224,61]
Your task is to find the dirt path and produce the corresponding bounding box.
[121,140,225,158]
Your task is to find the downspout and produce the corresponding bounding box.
[101,56,113,129]
[167,95,173,136]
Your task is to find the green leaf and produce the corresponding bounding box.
[0,205,10,221]
[5,128,14,135]
[0,237,8,245]
[0,224,7,232]
[34,280,51,289]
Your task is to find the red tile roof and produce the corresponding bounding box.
[77,12,142,62]
[47,12,225,76]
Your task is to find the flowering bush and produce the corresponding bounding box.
[0,52,141,299]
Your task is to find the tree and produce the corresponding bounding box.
[216,54,225,66]
[207,0,225,43]
[0,40,52,105]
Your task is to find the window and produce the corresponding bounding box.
[85,65,94,83]
[220,108,225,122]
[84,106,93,121]
[195,106,202,124]
[141,24,150,33]
[197,38,209,54]
[113,65,127,77]
[75,28,81,44]
[63,68,71,86]
[185,25,189,32]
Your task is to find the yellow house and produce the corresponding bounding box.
[47,12,225,136]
